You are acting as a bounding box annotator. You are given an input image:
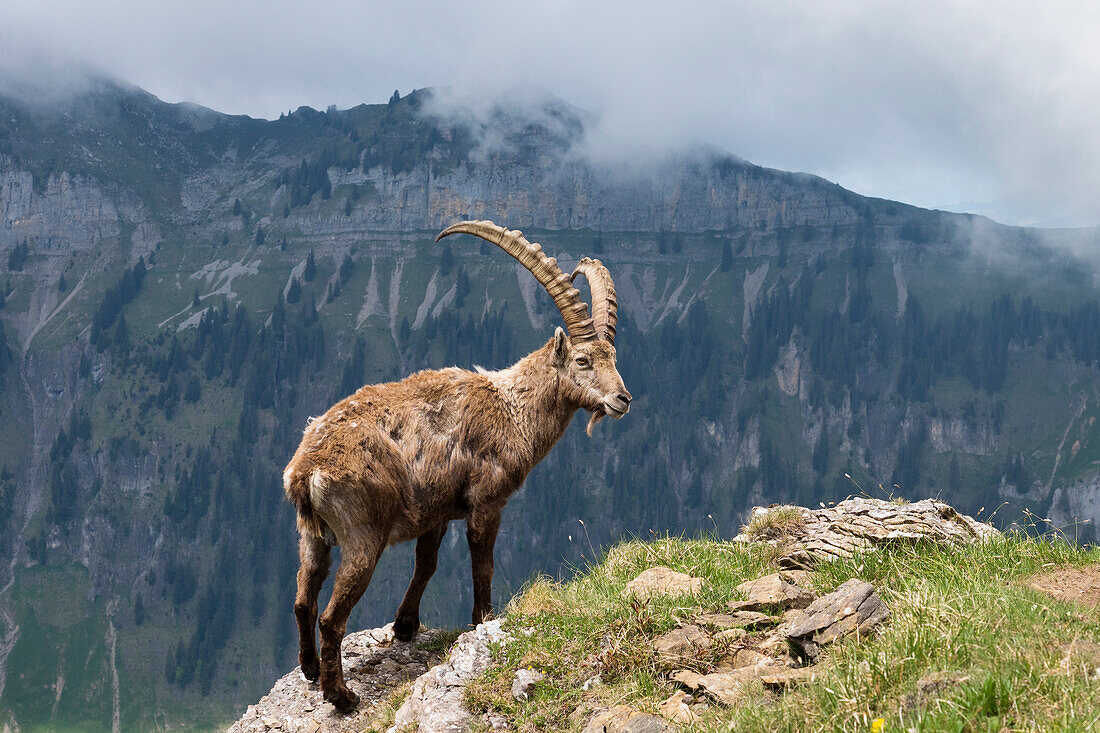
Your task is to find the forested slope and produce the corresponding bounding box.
[1,81,1100,730]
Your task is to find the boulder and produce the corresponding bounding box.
[733,498,999,568]
[622,567,705,600]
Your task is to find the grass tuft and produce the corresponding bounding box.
[743,505,806,541]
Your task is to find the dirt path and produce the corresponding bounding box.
[1029,565,1100,608]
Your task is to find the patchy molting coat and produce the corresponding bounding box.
[284,336,622,548]
[281,220,629,713]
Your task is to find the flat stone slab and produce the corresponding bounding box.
[622,566,704,600]
[582,705,673,733]
[672,662,819,706]
[697,611,778,630]
[229,624,448,733]
[733,498,999,568]
[671,666,768,705]
[651,624,712,665]
[729,573,816,611]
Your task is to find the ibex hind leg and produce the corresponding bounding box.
[294,534,331,683]
[393,522,448,641]
[318,538,385,713]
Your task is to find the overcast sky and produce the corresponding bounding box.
[2,0,1099,227]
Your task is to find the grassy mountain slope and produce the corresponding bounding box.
[463,530,1100,732]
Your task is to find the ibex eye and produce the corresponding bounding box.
[576,356,590,367]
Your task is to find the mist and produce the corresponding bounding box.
[2,1,1100,227]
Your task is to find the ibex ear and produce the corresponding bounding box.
[552,326,569,366]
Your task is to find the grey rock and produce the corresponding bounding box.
[783,579,889,662]
[621,714,674,733]
[715,647,771,671]
[510,667,545,701]
[900,671,971,713]
[388,618,509,733]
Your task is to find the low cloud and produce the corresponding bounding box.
[3,1,1100,226]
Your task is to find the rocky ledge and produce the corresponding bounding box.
[228,625,451,733]
[232,498,1001,732]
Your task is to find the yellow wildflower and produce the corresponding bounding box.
[871,719,885,733]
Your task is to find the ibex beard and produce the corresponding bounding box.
[283,221,631,712]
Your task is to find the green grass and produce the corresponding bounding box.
[465,534,1100,732]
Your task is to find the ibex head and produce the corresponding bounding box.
[436,221,631,434]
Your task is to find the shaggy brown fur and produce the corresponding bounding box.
[284,320,630,711]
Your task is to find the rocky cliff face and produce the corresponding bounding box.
[321,155,868,233]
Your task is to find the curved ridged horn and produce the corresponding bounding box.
[570,257,618,345]
[436,220,597,341]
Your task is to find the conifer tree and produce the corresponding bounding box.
[303,250,316,282]
[286,277,302,304]
[720,240,733,272]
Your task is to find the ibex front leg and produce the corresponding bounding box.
[466,508,501,625]
[393,522,448,641]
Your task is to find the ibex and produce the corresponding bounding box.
[283,220,631,712]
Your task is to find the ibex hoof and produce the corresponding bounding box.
[299,657,320,683]
[324,685,359,713]
[393,613,420,642]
